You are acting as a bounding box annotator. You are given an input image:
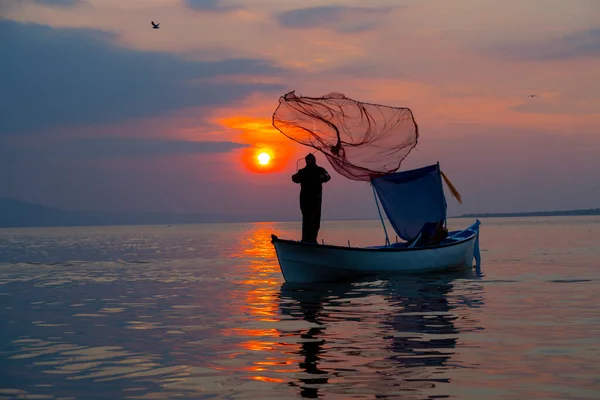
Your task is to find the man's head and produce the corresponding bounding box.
[305,153,316,166]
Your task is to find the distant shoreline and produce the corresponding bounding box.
[1,197,598,228]
[452,209,600,218]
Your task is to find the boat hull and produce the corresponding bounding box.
[271,222,480,283]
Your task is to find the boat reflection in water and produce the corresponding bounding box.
[278,269,484,398]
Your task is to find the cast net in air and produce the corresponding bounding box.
[272,91,419,181]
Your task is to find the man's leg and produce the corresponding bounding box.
[300,198,321,243]
[301,213,311,242]
[304,214,317,243]
[300,205,310,242]
[304,202,321,243]
[311,205,322,242]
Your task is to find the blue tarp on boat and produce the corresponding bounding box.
[371,163,447,242]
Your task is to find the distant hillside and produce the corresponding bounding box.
[0,197,279,228]
[454,208,600,218]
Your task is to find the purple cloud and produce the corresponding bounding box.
[0,20,284,135]
[0,137,248,163]
[485,28,600,61]
[276,5,397,33]
[32,0,82,7]
[182,0,241,12]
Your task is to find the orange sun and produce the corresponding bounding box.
[217,116,293,173]
[257,152,271,165]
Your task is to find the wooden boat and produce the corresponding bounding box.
[271,221,480,283]
[271,163,481,283]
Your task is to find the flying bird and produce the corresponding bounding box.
[528,94,537,98]
[151,21,160,29]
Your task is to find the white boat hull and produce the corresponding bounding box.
[271,221,481,283]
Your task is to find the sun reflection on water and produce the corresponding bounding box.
[222,223,299,385]
[237,224,281,322]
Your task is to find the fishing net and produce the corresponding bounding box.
[272,91,419,181]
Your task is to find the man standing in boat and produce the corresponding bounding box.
[292,153,331,243]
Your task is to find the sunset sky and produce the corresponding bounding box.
[1,0,599,221]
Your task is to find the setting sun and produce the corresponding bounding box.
[218,116,294,174]
[257,152,270,165]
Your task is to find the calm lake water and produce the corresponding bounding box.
[1,217,599,399]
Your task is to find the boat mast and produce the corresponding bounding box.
[436,161,448,229]
[371,183,390,246]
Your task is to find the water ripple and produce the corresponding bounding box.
[1,219,600,399]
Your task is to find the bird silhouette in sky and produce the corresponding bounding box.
[528,94,537,98]
[151,21,160,29]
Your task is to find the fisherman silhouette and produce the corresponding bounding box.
[292,153,331,243]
